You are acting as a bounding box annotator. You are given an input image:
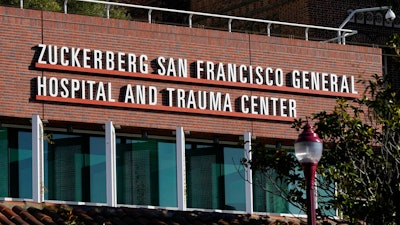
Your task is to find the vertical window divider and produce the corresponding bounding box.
[106,121,117,207]
[176,126,186,210]
[32,114,44,203]
[244,131,253,214]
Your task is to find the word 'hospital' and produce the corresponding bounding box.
[36,76,297,117]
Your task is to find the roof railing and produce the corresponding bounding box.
[18,0,357,44]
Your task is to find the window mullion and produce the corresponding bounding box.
[244,131,253,213]
[32,114,44,203]
[106,121,117,207]
[176,126,186,210]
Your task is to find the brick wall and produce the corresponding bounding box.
[0,6,382,144]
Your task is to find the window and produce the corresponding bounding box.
[186,143,246,211]
[0,125,325,215]
[253,170,288,213]
[0,128,32,198]
[44,133,106,203]
[116,138,177,207]
[252,147,299,214]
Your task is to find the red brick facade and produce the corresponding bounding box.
[0,6,382,144]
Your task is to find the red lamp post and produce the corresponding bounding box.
[294,123,323,225]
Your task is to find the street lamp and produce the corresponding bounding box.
[338,6,396,44]
[294,123,323,225]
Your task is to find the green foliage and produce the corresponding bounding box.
[0,0,130,19]
[0,0,60,11]
[315,73,400,225]
[245,73,400,224]
[63,0,130,19]
[58,205,82,225]
[386,33,400,56]
[314,73,400,224]
[27,0,61,11]
[242,143,307,214]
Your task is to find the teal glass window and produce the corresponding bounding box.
[252,148,305,214]
[0,128,32,198]
[116,138,177,207]
[186,143,246,211]
[44,133,106,203]
[253,170,334,216]
[253,170,289,213]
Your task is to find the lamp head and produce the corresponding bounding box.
[385,8,396,21]
[294,123,323,164]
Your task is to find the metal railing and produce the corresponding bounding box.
[17,0,358,44]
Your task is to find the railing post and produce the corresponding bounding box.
[228,18,233,32]
[267,23,271,36]
[106,3,110,19]
[64,0,68,14]
[148,9,152,23]
[20,0,23,9]
[305,27,309,41]
[189,14,193,28]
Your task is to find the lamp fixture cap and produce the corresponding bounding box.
[296,123,322,143]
